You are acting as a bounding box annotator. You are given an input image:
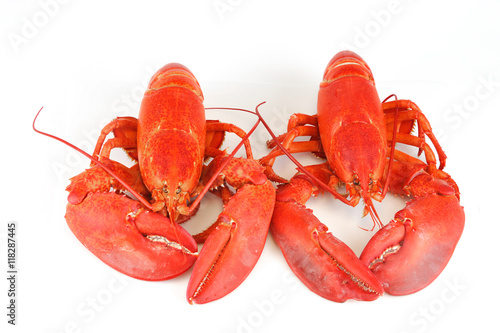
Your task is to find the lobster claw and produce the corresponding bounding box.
[360,160,465,295]
[360,193,465,295]
[186,180,275,304]
[66,192,198,280]
[271,200,383,302]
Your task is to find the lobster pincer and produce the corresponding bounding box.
[360,161,465,295]
[66,191,198,280]
[271,176,384,302]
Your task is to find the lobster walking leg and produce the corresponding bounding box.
[259,118,324,184]
[92,117,139,162]
[383,99,447,170]
[205,121,254,159]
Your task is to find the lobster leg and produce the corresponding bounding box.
[360,161,465,295]
[206,121,254,159]
[204,120,226,156]
[186,158,275,304]
[92,116,139,162]
[270,169,384,302]
[259,123,323,183]
[264,117,321,156]
[66,192,198,280]
[383,99,447,170]
[66,116,148,205]
[266,113,319,150]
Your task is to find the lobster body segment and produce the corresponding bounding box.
[138,63,206,218]
[318,51,387,206]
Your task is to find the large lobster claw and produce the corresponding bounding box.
[186,158,275,304]
[360,162,465,295]
[271,200,383,302]
[66,192,198,280]
[270,175,384,302]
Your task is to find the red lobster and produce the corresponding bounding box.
[259,51,465,301]
[34,63,275,304]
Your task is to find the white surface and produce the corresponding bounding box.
[2,1,498,332]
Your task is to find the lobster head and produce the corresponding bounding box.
[333,122,387,218]
[137,63,207,220]
[319,51,387,223]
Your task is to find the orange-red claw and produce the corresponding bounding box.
[271,201,383,302]
[360,194,465,295]
[65,192,198,281]
[66,166,111,205]
[203,156,267,190]
[187,181,275,304]
[384,160,457,199]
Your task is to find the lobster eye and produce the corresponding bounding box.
[369,179,373,186]
[353,179,360,186]
[176,188,181,194]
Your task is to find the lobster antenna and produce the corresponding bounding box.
[33,107,154,210]
[253,105,352,205]
[364,197,383,231]
[381,94,400,198]
[187,102,265,214]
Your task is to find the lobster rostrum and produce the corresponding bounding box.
[34,64,275,304]
[259,51,465,302]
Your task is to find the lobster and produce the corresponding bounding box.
[259,51,465,302]
[34,63,275,304]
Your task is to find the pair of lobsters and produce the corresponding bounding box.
[34,51,465,304]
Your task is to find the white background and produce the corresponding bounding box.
[2,1,499,332]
